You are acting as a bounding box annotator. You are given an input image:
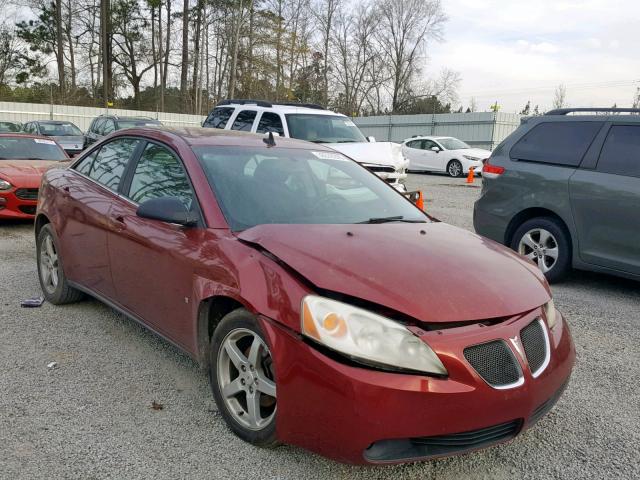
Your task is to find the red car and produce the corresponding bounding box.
[0,134,69,219]
[35,128,575,464]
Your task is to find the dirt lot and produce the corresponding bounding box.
[1,173,639,479]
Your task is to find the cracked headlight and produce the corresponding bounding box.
[301,295,447,375]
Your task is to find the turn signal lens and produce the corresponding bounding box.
[544,299,557,330]
[301,295,447,375]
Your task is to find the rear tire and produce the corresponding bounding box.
[36,224,84,304]
[209,309,279,447]
[447,160,463,177]
[510,217,571,283]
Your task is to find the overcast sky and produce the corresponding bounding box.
[430,0,640,113]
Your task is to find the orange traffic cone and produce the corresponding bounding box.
[466,167,475,184]
[416,191,425,211]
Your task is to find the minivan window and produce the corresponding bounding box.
[231,110,258,132]
[86,138,140,191]
[194,146,426,230]
[204,107,234,129]
[103,119,116,135]
[597,125,640,177]
[256,112,284,136]
[510,121,603,166]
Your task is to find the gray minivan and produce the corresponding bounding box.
[474,108,640,282]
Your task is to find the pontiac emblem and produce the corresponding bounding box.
[509,335,524,358]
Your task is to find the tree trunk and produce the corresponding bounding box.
[151,5,157,91]
[158,2,164,111]
[228,0,243,99]
[55,0,65,94]
[192,0,202,112]
[163,0,171,90]
[180,0,189,101]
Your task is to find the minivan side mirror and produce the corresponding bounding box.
[136,197,197,227]
[431,146,441,153]
[366,136,376,143]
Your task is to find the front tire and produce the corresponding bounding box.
[209,309,278,447]
[447,159,463,177]
[511,217,571,283]
[37,224,84,304]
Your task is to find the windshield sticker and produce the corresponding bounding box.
[34,139,56,145]
[311,151,350,161]
[343,120,357,127]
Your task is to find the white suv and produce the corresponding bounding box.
[202,100,408,190]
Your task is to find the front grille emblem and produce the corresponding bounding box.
[509,335,524,358]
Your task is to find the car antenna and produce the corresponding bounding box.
[263,131,276,147]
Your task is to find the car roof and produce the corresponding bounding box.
[110,126,338,151]
[403,136,453,142]
[33,120,78,125]
[216,102,346,117]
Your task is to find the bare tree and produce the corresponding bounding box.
[313,0,340,106]
[553,84,567,109]
[375,0,446,112]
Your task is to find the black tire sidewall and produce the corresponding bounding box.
[208,309,278,447]
[37,224,66,303]
[511,217,571,283]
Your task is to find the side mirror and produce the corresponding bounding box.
[366,136,376,143]
[136,197,197,227]
[431,146,441,153]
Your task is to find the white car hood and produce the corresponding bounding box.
[455,147,491,159]
[328,142,409,170]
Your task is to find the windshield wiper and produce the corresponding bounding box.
[334,140,358,143]
[358,216,426,224]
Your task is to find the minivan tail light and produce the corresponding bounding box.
[482,158,505,179]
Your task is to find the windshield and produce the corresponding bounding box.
[438,137,470,150]
[285,114,367,144]
[39,122,83,136]
[0,137,67,160]
[194,146,426,230]
[116,119,162,130]
[0,122,21,133]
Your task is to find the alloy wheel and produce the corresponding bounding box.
[448,161,462,177]
[217,328,277,431]
[518,228,559,273]
[39,233,59,294]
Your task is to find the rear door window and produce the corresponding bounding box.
[86,138,141,191]
[596,125,640,177]
[102,119,116,135]
[510,122,603,166]
[203,107,234,129]
[256,112,284,136]
[230,110,258,132]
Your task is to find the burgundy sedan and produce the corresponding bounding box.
[0,134,69,219]
[35,127,574,464]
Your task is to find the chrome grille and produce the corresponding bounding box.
[464,340,522,388]
[520,319,549,376]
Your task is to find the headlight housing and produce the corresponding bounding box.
[463,155,481,161]
[543,299,557,329]
[301,295,447,375]
[0,179,12,191]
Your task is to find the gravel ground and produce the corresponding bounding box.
[1,173,639,479]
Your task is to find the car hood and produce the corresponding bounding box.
[238,222,550,324]
[328,142,409,171]
[456,148,491,159]
[0,160,63,184]
[49,135,84,148]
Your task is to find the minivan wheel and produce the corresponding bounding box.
[36,224,84,304]
[209,309,278,447]
[511,217,571,283]
[447,160,463,177]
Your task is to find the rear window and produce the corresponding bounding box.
[510,122,602,166]
[203,107,234,129]
[597,125,640,177]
